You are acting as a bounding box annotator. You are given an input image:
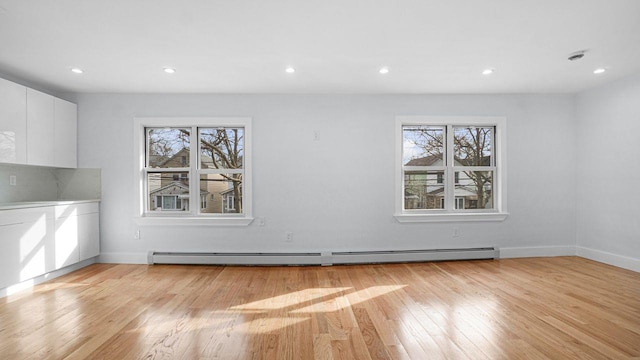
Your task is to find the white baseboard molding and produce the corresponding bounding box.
[576,246,640,273]
[499,246,576,259]
[99,252,149,264]
[0,257,97,299]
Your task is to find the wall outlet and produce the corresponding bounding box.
[9,175,16,186]
[453,227,459,238]
[285,232,293,242]
[134,230,140,239]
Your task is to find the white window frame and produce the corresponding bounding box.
[133,117,253,226]
[395,116,508,223]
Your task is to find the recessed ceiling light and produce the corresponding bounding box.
[379,67,389,74]
[70,68,83,74]
[593,68,606,74]
[285,67,295,74]
[482,68,494,75]
[163,67,176,74]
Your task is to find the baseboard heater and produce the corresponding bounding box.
[331,248,498,264]
[148,247,498,266]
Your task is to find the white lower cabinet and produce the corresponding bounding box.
[55,202,100,266]
[0,207,55,290]
[0,202,99,291]
[78,211,100,261]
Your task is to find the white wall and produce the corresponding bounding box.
[76,94,577,263]
[575,74,640,271]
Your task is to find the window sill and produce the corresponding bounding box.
[134,216,254,227]
[394,212,508,223]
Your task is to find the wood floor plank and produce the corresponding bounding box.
[0,257,638,359]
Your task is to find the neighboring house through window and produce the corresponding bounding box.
[395,116,507,222]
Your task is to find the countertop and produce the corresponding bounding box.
[0,199,101,211]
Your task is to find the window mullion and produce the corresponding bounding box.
[445,125,455,211]
[190,126,198,215]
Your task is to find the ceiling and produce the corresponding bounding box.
[1,0,639,94]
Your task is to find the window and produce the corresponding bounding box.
[439,197,465,209]
[200,195,207,209]
[395,116,507,222]
[455,197,465,209]
[223,193,236,212]
[155,195,185,211]
[134,117,252,226]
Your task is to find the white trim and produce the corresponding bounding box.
[576,246,640,273]
[396,116,507,222]
[499,246,575,258]
[133,117,252,226]
[394,212,508,223]
[99,252,149,264]
[134,216,254,227]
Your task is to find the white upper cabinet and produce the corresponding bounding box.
[54,98,77,168]
[1,78,77,168]
[0,78,27,164]
[26,88,55,166]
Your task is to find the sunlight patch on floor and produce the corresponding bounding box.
[230,287,351,311]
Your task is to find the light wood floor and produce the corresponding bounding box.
[0,257,639,359]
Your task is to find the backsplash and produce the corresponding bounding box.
[0,164,100,203]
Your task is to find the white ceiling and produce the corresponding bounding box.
[1,0,639,94]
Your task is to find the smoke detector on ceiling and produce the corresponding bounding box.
[568,50,588,61]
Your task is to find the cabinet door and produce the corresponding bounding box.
[54,98,77,168]
[0,207,55,290]
[54,206,80,268]
[26,89,55,166]
[0,222,25,289]
[55,202,99,267]
[78,212,100,261]
[0,78,27,164]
